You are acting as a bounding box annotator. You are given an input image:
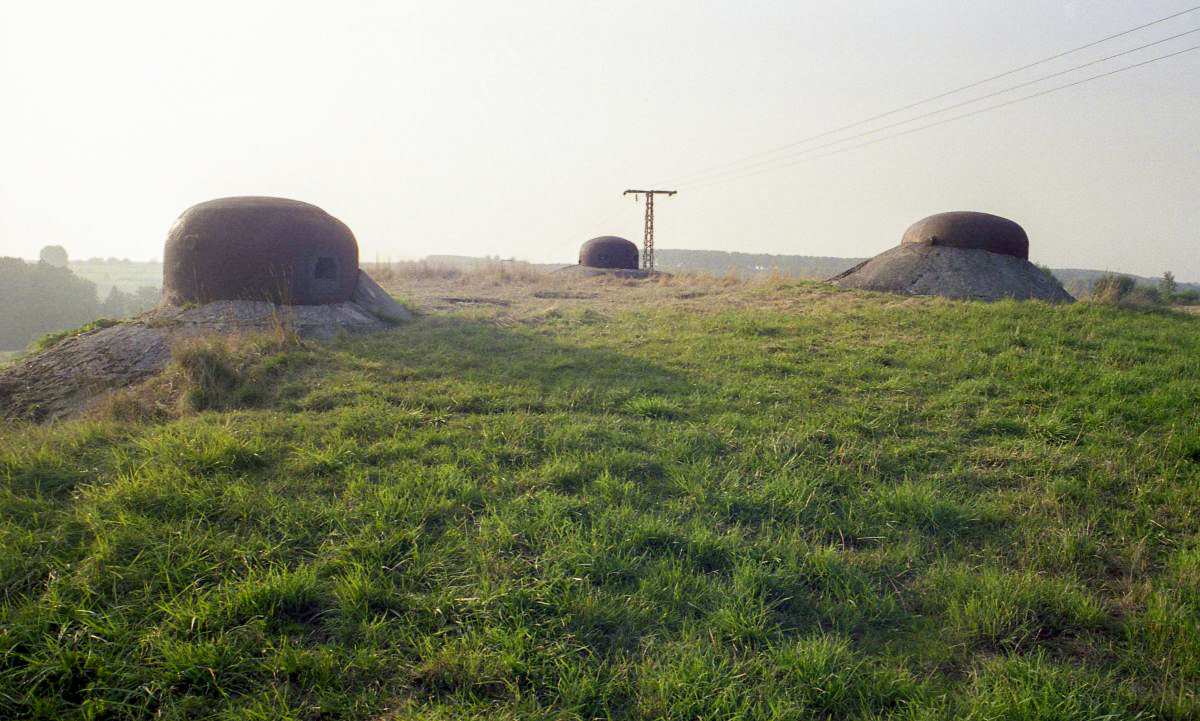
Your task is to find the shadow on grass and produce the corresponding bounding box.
[295,314,694,416]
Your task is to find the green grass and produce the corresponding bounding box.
[2,282,1199,719]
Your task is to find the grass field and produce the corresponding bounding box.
[67,260,161,298]
[2,273,1199,720]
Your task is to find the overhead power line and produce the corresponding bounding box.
[679,42,1200,192]
[655,4,1200,188]
[548,196,645,261]
[545,6,1200,263]
[561,197,627,247]
[674,27,1200,190]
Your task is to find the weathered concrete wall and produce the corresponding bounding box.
[829,244,1073,302]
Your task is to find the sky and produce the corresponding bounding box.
[2,0,1198,279]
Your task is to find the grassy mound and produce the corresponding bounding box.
[2,277,1198,719]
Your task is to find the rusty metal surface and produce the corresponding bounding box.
[900,211,1029,260]
[162,197,358,305]
[579,236,639,269]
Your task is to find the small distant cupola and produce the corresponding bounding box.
[579,236,639,270]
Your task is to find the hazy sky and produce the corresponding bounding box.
[2,1,1198,279]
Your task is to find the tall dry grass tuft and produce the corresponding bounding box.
[173,336,244,411]
[743,269,797,290]
[91,386,173,423]
[1087,273,1166,307]
[650,271,746,290]
[1088,274,1136,303]
[481,260,547,284]
[175,330,308,412]
[90,329,309,422]
[365,259,552,285]
[366,261,464,282]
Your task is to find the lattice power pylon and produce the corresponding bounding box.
[623,189,676,271]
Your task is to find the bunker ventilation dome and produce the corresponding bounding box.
[579,236,639,270]
[162,197,358,306]
[829,211,1073,302]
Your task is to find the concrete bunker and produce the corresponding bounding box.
[162,197,358,306]
[829,211,1073,302]
[579,236,639,270]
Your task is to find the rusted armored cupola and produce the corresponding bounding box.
[900,211,1030,259]
[579,236,639,270]
[162,197,358,306]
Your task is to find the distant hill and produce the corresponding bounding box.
[68,259,163,297]
[1047,268,1200,298]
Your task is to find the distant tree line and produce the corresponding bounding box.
[38,245,68,267]
[0,258,98,350]
[0,254,159,351]
[1088,271,1200,306]
[100,285,160,317]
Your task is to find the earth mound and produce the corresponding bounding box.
[0,272,409,423]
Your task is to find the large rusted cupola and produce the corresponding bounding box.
[162,197,358,306]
